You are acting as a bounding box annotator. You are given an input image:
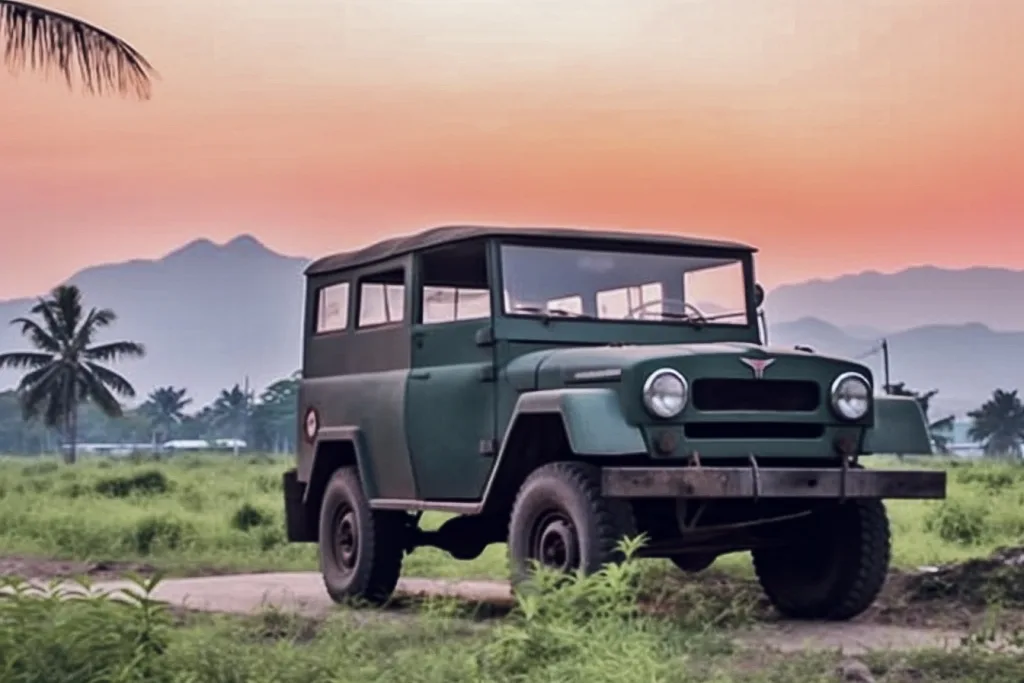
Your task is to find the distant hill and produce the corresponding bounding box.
[0,236,309,407]
[770,317,1021,418]
[766,266,1024,332]
[0,235,1018,415]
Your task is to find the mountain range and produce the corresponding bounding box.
[1,234,1022,418]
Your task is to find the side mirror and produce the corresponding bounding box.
[754,283,765,309]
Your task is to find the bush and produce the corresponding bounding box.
[926,500,990,546]
[95,470,171,498]
[126,517,195,555]
[231,503,274,532]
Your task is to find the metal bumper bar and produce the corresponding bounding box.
[601,466,947,500]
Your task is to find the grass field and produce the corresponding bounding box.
[4,552,1024,683]
[1,453,1022,579]
[3,453,1024,683]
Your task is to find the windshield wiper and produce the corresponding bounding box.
[513,306,595,324]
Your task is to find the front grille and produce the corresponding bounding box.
[684,422,825,440]
[692,379,820,412]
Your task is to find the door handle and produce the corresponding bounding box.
[410,371,431,380]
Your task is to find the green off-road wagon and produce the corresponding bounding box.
[282,225,946,621]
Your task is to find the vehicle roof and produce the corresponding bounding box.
[304,224,756,276]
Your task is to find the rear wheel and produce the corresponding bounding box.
[318,467,406,605]
[507,462,635,587]
[752,499,890,620]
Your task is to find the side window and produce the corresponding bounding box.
[423,286,491,323]
[419,241,491,325]
[316,282,350,333]
[358,269,405,327]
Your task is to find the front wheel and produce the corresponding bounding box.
[507,462,635,587]
[752,499,891,621]
[317,467,407,606]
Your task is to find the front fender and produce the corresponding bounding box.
[862,396,934,455]
[507,388,646,456]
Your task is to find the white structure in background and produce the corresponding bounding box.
[66,438,248,458]
[161,438,247,454]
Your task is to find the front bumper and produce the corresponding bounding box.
[601,466,946,500]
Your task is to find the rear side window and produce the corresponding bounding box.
[316,282,350,333]
[358,269,406,327]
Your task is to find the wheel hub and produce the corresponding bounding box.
[534,514,579,572]
[334,509,358,572]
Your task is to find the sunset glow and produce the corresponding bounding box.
[2,0,1023,298]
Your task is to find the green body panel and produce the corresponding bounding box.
[506,388,647,455]
[863,395,934,455]
[405,320,496,500]
[299,372,416,500]
[497,341,873,461]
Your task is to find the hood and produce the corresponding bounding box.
[504,342,873,392]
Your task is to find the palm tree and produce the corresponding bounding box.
[885,382,955,454]
[967,389,1024,458]
[251,372,299,453]
[2,1,155,98]
[0,284,145,463]
[211,383,253,455]
[139,386,192,447]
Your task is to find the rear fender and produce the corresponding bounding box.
[862,396,933,455]
[304,426,379,501]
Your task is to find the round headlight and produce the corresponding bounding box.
[830,372,871,420]
[642,368,688,419]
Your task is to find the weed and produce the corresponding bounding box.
[95,469,171,498]
[231,503,274,532]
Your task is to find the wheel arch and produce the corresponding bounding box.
[302,427,378,539]
[478,388,645,517]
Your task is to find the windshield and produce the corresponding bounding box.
[500,244,751,326]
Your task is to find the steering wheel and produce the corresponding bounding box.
[625,298,708,323]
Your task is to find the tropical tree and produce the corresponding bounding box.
[211,383,254,455]
[0,284,145,463]
[250,372,299,453]
[967,389,1024,458]
[139,386,192,446]
[885,382,955,454]
[1,1,155,97]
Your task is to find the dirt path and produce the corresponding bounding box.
[58,572,965,655]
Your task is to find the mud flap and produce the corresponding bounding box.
[282,469,312,542]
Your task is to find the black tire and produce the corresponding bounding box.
[507,462,635,586]
[317,467,406,606]
[752,499,891,621]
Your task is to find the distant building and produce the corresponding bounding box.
[160,438,246,453]
[62,439,248,457]
[943,421,985,457]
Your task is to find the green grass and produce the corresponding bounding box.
[0,453,1022,580]
[3,550,1024,683]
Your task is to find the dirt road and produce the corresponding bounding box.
[70,572,967,655]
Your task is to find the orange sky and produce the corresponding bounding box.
[2,0,1023,299]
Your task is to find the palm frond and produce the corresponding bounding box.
[19,365,70,426]
[1,0,155,99]
[29,295,70,346]
[84,361,136,398]
[77,367,123,417]
[48,285,83,341]
[0,350,53,370]
[83,339,145,363]
[8,316,60,353]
